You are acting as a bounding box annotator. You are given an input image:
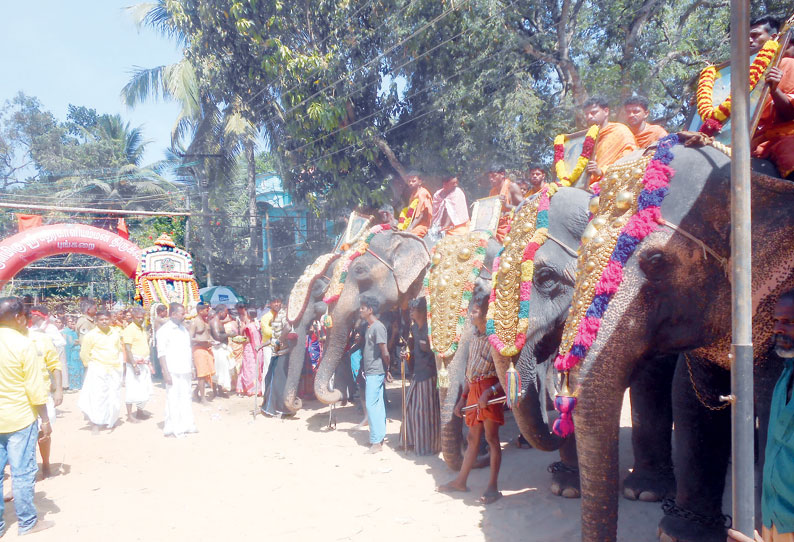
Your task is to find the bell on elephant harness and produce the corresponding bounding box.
[437,363,450,389]
[504,361,521,409]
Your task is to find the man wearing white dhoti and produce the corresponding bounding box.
[157,303,196,438]
[210,305,232,394]
[78,310,123,434]
[122,307,153,423]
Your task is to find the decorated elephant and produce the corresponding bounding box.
[487,183,678,501]
[553,136,794,542]
[314,225,431,404]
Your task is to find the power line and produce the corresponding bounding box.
[0,202,190,216]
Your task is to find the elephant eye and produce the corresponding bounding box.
[640,250,668,281]
[534,267,558,292]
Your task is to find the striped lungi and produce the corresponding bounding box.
[402,376,441,456]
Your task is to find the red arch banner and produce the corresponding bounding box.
[0,224,142,288]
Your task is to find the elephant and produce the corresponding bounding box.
[314,228,431,405]
[281,256,340,413]
[489,184,678,501]
[561,140,794,542]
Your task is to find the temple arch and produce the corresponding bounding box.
[0,223,141,290]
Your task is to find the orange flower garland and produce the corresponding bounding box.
[696,40,779,132]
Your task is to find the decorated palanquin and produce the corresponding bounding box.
[134,233,200,311]
[287,212,372,326]
[424,197,502,388]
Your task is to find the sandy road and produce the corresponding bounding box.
[1,382,670,542]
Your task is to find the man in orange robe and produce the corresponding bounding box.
[583,96,638,185]
[398,172,433,238]
[750,17,794,180]
[521,165,548,197]
[623,96,668,149]
[487,166,523,243]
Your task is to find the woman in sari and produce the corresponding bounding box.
[236,308,262,396]
[63,315,83,390]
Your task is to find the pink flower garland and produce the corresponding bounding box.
[551,134,679,438]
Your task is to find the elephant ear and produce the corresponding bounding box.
[391,232,431,295]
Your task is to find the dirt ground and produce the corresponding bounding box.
[1,381,673,542]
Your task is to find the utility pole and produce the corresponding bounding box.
[729,0,754,536]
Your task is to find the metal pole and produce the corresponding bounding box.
[729,0,754,536]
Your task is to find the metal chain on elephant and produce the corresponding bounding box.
[661,498,732,529]
[683,353,730,411]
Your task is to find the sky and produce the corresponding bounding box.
[1,1,184,167]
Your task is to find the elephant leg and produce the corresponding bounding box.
[549,436,580,499]
[658,356,731,542]
[623,354,676,502]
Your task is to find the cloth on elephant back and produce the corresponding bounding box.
[286,252,339,325]
[752,57,794,178]
[464,376,504,427]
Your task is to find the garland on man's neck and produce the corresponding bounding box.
[696,39,779,136]
[553,125,599,186]
[397,197,420,231]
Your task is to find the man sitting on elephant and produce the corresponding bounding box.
[750,15,794,180]
[438,294,504,504]
[397,172,433,238]
[583,94,638,185]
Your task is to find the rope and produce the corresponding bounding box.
[662,220,729,275]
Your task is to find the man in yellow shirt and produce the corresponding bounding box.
[78,310,123,434]
[29,306,63,479]
[122,307,153,423]
[0,297,54,536]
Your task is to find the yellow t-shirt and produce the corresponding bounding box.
[0,327,48,433]
[260,312,275,345]
[30,330,61,387]
[121,322,149,360]
[80,327,123,368]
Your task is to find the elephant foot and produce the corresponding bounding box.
[623,468,676,502]
[547,461,580,499]
[473,454,490,469]
[657,499,730,542]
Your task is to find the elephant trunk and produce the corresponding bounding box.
[314,285,358,405]
[573,280,649,542]
[282,316,310,413]
[493,346,563,452]
[440,373,464,471]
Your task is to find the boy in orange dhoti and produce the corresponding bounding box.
[437,295,504,504]
[190,302,215,402]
